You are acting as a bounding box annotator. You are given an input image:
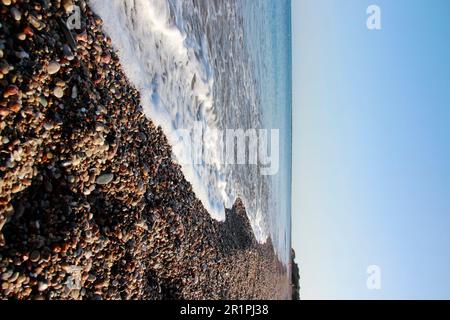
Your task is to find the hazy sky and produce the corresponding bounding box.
[292,0,450,299]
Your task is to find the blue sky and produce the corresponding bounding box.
[292,0,450,299]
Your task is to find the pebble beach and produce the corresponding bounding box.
[0,0,289,300]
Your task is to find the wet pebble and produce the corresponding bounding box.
[96,173,114,185]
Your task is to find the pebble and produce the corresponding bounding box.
[8,102,21,113]
[38,282,48,292]
[1,270,13,281]
[0,107,10,117]
[11,7,21,21]
[43,121,54,131]
[15,50,29,59]
[23,26,33,37]
[70,289,80,299]
[47,61,61,75]
[30,250,41,262]
[17,32,26,41]
[63,45,74,61]
[3,85,19,98]
[63,0,75,13]
[101,53,111,64]
[9,272,19,283]
[0,62,10,75]
[71,86,78,98]
[53,87,64,98]
[96,173,114,185]
[28,14,42,30]
[39,96,48,107]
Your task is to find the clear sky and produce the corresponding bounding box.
[292,0,450,299]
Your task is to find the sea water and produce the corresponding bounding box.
[90,0,292,265]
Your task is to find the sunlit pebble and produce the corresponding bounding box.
[7,101,21,112]
[0,108,10,117]
[0,64,10,75]
[53,87,64,98]
[11,7,21,21]
[17,33,26,41]
[47,61,61,75]
[75,32,88,43]
[38,282,48,292]
[101,53,111,64]
[23,26,33,37]
[63,0,74,13]
[3,85,19,98]
[39,96,48,107]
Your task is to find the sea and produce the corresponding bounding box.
[90,0,292,265]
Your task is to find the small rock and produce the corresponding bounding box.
[15,50,29,59]
[61,160,72,167]
[30,250,40,262]
[11,7,21,21]
[96,173,114,185]
[23,26,33,37]
[39,96,48,107]
[43,121,54,131]
[38,282,48,292]
[47,61,61,75]
[28,14,43,30]
[53,87,64,98]
[0,62,10,75]
[9,272,19,283]
[135,220,148,231]
[63,45,74,61]
[8,101,21,112]
[71,85,78,98]
[101,53,111,64]
[70,289,80,299]
[76,32,88,43]
[3,85,19,98]
[1,270,13,281]
[0,107,10,117]
[63,0,74,13]
[17,32,26,41]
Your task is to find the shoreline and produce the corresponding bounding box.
[0,0,289,299]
